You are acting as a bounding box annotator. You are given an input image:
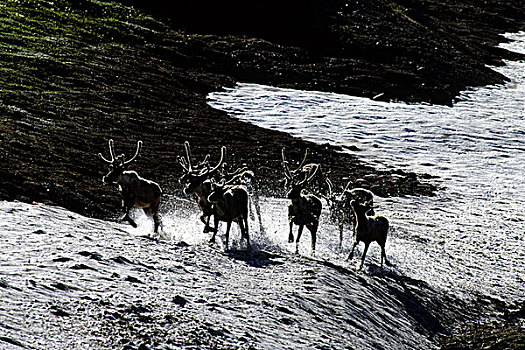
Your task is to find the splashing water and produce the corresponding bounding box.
[207,32,525,302]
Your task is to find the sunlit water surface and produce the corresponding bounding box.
[207,33,525,302]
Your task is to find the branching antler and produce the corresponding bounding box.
[298,163,319,186]
[98,139,142,165]
[98,139,115,163]
[123,141,142,165]
[282,147,293,180]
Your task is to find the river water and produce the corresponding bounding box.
[207,32,525,302]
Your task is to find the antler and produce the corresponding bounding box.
[325,177,334,198]
[281,147,293,180]
[294,148,309,173]
[98,139,116,163]
[178,155,190,172]
[195,154,210,170]
[224,169,254,186]
[207,146,226,175]
[184,141,193,172]
[336,180,353,202]
[123,140,142,165]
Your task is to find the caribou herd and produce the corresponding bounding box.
[98,139,393,269]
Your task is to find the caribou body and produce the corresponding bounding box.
[208,182,250,251]
[219,163,264,234]
[99,139,162,234]
[348,200,391,269]
[323,178,375,248]
[283,148,322,254]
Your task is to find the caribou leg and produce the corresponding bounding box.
[123,211,137,228]
[224,221,232,251]
[306,222,318,254]
[239,214,250,249]
[210,216,219,244]
[120,199,137,228]
[153,212,161,234]
[338,217,345,249]
[295,225,304,254]
[347,240,359,261]
[143,207,160,236]
[201,215,215,233]
[359,242,370,270]
[288,219,294,243]
[380,245,392,268]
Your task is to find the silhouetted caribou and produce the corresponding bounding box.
[323,178,375,247]
[208,179,250,251]
[178,141,225,234]
[348,200,391,269]
[282,147,322,254]
[98,139,162,234]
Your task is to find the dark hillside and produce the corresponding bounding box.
[0,0,436,218]
[123,0,525,104]
[1,0,523,216]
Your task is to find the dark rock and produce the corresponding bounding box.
[172,295,188,307]
[125,276,144,284]
[111,256,134,264]
[52,257,73,263]
[50,306,70,317]
[70,264,97,271]
[0,336,26,349]
[78,251,103,261]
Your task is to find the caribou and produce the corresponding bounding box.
[323,178,375,248]
[219,162,264,234]
[178,141,225,234]
[207,179,251,251]
[282,148,322,254]
[98,139,162,234]
[347,200,391,269]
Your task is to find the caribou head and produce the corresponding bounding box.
[282,147,319,199]
[281,147,312,188]
[178,141,225,196]
[98,139,142,184]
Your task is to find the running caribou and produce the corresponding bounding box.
[282,147,322,254]
[348,200,391,269]
[178,141,225,234]
[219,162,264,234]
[207,179,251,251]
[323,178,375,247]
[98,139,162,234]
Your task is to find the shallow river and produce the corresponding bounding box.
[1,34,524,350]
[208,32,525,302]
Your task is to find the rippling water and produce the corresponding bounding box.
[208,33,525,302]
